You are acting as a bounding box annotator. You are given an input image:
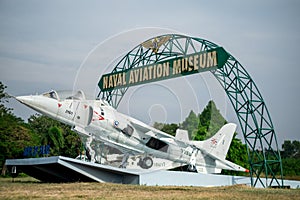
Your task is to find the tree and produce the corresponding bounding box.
[281,140,300,177]
[198,100,227,139]
[153,122,165,131]
[282,158,300,176]
[0,81,10,114]
[28,114,61,136]
[193,125,207,141]
[0,82,40,175]
[222,133,249,175]
[181,110,199,139]
[153,122,179,136]
[63,133,83,158]
[154,100,249,176]
[282,140,300,158]
[28,115,83,157]
[293,140,300,159]
[161,123,179,136]
[42,126,65,155]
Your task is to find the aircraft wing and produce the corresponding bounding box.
[129,119,189,148]
[129,119,175,140]
[74,126,144,155]
[101,137,144,155]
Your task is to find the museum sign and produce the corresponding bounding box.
[98,47,229,91]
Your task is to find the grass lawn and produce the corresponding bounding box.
[0,177,299,199]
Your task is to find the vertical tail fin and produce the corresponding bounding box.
[191,123,237,160]
[175,129,189,143]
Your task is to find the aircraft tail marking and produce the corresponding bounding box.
[191,123,236,160]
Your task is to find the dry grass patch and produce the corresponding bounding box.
[0,177,299,199]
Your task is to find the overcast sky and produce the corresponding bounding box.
[0,0,299,146]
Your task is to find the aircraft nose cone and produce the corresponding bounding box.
[16,95,34,106]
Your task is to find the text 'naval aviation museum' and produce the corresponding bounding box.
[99,47,229,91]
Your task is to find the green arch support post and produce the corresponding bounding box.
[97,34,283,188]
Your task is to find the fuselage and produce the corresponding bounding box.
[16,91,202,167]
[16,90,248,173]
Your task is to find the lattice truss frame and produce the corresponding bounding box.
[97,34,283,187]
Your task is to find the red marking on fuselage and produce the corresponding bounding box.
[92,111,104,121]
[58,103,62,108]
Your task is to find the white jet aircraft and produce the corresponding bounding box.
[16,90,249,173]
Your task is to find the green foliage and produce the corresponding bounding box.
[1,80,299,178]
[182,101,227,141]
[0,82,12,115]
[63,133,83,158]
[281,140,300,177]
[28,115,83,157]
[154,122,179,136]
[155,100,248,175]
[282,140,300,159]
[0,114,40,165]
[47,126,65,155]
[181,110,199,139]
[222,133,249,175]
[197,100,227,140]
[282,158,300,176]
[0,82,40,173]
[153,122,164,130]
[0,82,83,175]
[28,114,61,136]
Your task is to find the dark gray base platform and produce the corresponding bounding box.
[5,156,300,188]
[5,156,140,183]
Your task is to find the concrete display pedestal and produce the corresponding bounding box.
[5,156,300,188]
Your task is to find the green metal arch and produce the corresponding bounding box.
[97,34,283,187]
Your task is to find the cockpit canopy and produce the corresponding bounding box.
[42,90,86,101]
[41,90,111,107]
